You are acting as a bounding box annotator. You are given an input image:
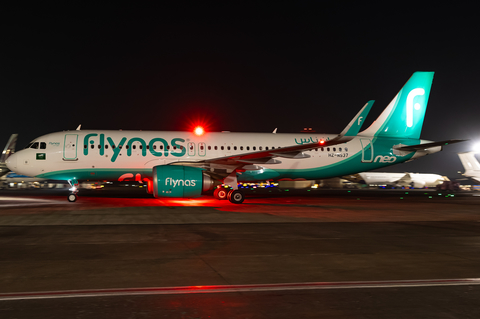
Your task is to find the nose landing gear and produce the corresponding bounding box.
[68,193,77,202]
[67,179,79,202]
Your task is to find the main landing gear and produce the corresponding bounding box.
[213,187,228,200]
[214,187,245,204]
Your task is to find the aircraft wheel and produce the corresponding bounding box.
[227,190,245,204]
[68,193,77,202]
[214,188,228,200]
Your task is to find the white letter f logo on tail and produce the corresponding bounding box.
[406,88,425,127]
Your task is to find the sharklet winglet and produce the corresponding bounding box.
[326,100,374,145]
[340,100,374,138]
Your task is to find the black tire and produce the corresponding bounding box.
[68,193,77,202]
[214,188,228,200]
[227,190,244,204]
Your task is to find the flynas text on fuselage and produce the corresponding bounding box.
[83,134,186,162]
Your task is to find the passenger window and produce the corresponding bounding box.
[333,147,336,152]
[240,146,243,150]
[221,146,224,150]
[167,146,170,150]
[98,145,101,149]
[91,144,94,149]
[214,146,218,150]
[321,147,324,151]
[132,145,136,149]
[160,145,163,150]
[339,147,342,151]
[227,146,230,150]
[200,145,204,150]
[266,147,269,150]
[208,146,211,150]
[40,142,46,149]
[140,145,143,149]
[259,146,262,150]
[84,145,87,149]
[327,147,330,151]
[247,146,250,151]
[173,146,177,150]
[105,145,109,149]
[126,145,129,149]
[153,145,157,150]
[234,146,237,151]
[253,146,256,151]
[315,148,318,151]
[345,147,348,152]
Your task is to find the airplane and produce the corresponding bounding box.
[0,134,18,178]
[6,72,464,203]
[0,172,46,188]
[344,172,448,188]
[458,152,480,183]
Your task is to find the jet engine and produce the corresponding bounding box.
[152,165,216,198]
[412,180,426,189]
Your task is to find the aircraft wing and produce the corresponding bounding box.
[173,137,346,170]
[395,173,412,186]
[172,101,374,169]
[393,139,465,151]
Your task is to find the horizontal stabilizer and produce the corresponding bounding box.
[393,139,465,151]
[458,152,480,183]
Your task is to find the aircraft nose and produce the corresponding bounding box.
[5,153,17,170]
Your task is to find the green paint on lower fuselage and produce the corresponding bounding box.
[37,168,152,181]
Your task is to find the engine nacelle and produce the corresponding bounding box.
[412,180,426,189]
[152,165,215,198]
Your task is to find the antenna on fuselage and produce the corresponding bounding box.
[272,128,277,134]
[76,125,82,131]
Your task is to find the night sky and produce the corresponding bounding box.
[2,3,479,178]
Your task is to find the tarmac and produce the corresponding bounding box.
[1,187,480,318]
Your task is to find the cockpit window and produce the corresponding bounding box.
[31,142,39,149]
[40,142,46,149]
[24,143,34,149]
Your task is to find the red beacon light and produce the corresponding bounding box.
[194,126,205,136]
[319,140,325,145]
